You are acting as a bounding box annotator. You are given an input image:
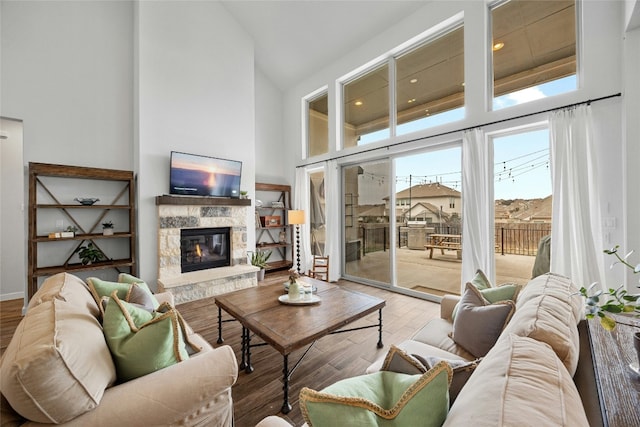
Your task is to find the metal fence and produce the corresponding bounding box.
[362,222,551,257]
[494,223,551,256]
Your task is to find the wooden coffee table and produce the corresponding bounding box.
[215,277,385,413]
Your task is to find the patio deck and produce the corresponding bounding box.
[346,248,537,296]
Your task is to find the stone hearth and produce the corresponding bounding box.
[156,196,258,303]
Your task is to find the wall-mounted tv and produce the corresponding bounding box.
[170,151,242,198]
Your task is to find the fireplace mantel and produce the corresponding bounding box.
[156,195,251,207]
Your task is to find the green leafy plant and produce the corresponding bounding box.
[102,221,114,229]
[75,243,105,265]
[578,245,640,331]
[65,225,78,233]
[249,250,272,269]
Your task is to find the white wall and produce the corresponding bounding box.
[0,0,258,298]
[0,1,134,169]
[0,1,134,301]
[255,67,288,186]
[623,26,640,289]
[136,1,256,284]
[284,0,636,289]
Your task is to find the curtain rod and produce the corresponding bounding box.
[296,92,622,169]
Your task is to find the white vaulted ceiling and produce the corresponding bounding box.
[221,0,426,90]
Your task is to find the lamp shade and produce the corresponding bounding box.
[288,210,305,225]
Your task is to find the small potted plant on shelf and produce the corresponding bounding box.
[62,225,78,238]
[240,190,248,200]
[74,243,105,265]
[102,221,114,236]
[250,250,272,282]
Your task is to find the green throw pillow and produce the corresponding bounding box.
[451,272,521,321]
[470,269,492,290]
[102,292,194,381]
[87,276,159,315]
[300,362,452,427]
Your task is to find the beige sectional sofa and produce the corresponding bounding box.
[0,273,238,426]
[258,272,599,426]
[369,272,592,426]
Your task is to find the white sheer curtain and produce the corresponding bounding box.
[461,128,494,293]
[549,105,605,288]
[293,167,313,274]
[324,160,341,282]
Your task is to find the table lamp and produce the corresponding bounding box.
[288,210,305,274]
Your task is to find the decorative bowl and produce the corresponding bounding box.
[74,197,100,206]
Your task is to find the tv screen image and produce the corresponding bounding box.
[170,151,242,198]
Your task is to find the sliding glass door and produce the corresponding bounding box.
[343,160,391,285]
[394,146,463,297]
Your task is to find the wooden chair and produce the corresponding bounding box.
[308,255,329,282]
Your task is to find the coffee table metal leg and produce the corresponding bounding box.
[217,306,224,344]
[240,327,247,370]
[281,354,292,414]
[245,329,254,374]
[377,308,384,348]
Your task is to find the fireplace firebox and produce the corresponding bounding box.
[180,227,231,273]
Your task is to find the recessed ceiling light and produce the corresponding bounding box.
[354,100,363,106]
[408,98,416,103]
[424,109,429,113]
[410,78,418,84]
[492,42,504,51]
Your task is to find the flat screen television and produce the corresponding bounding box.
[169,151,242,198]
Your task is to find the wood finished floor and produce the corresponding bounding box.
[0,272,440,427]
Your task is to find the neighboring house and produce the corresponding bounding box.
[399,202,452,225]
[385,183,461,222]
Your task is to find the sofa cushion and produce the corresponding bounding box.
[300,362,452,427]
[0,273,116,423]
[102,293,198,382]
[451,283,515,357]
[517,272,582,323]
[410,318,476,360]
[501,293,580,375]
[444,334,589,427]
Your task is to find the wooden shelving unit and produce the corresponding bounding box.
[255,182,293,272]
[28,162,137,300]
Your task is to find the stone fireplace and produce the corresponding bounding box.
[156,196,258,303]
[180,227,231,273]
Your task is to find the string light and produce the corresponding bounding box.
[358,149,550,189]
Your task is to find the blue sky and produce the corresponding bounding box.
[379,76,576,199]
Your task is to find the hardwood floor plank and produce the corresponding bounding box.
[0,272,439,427]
